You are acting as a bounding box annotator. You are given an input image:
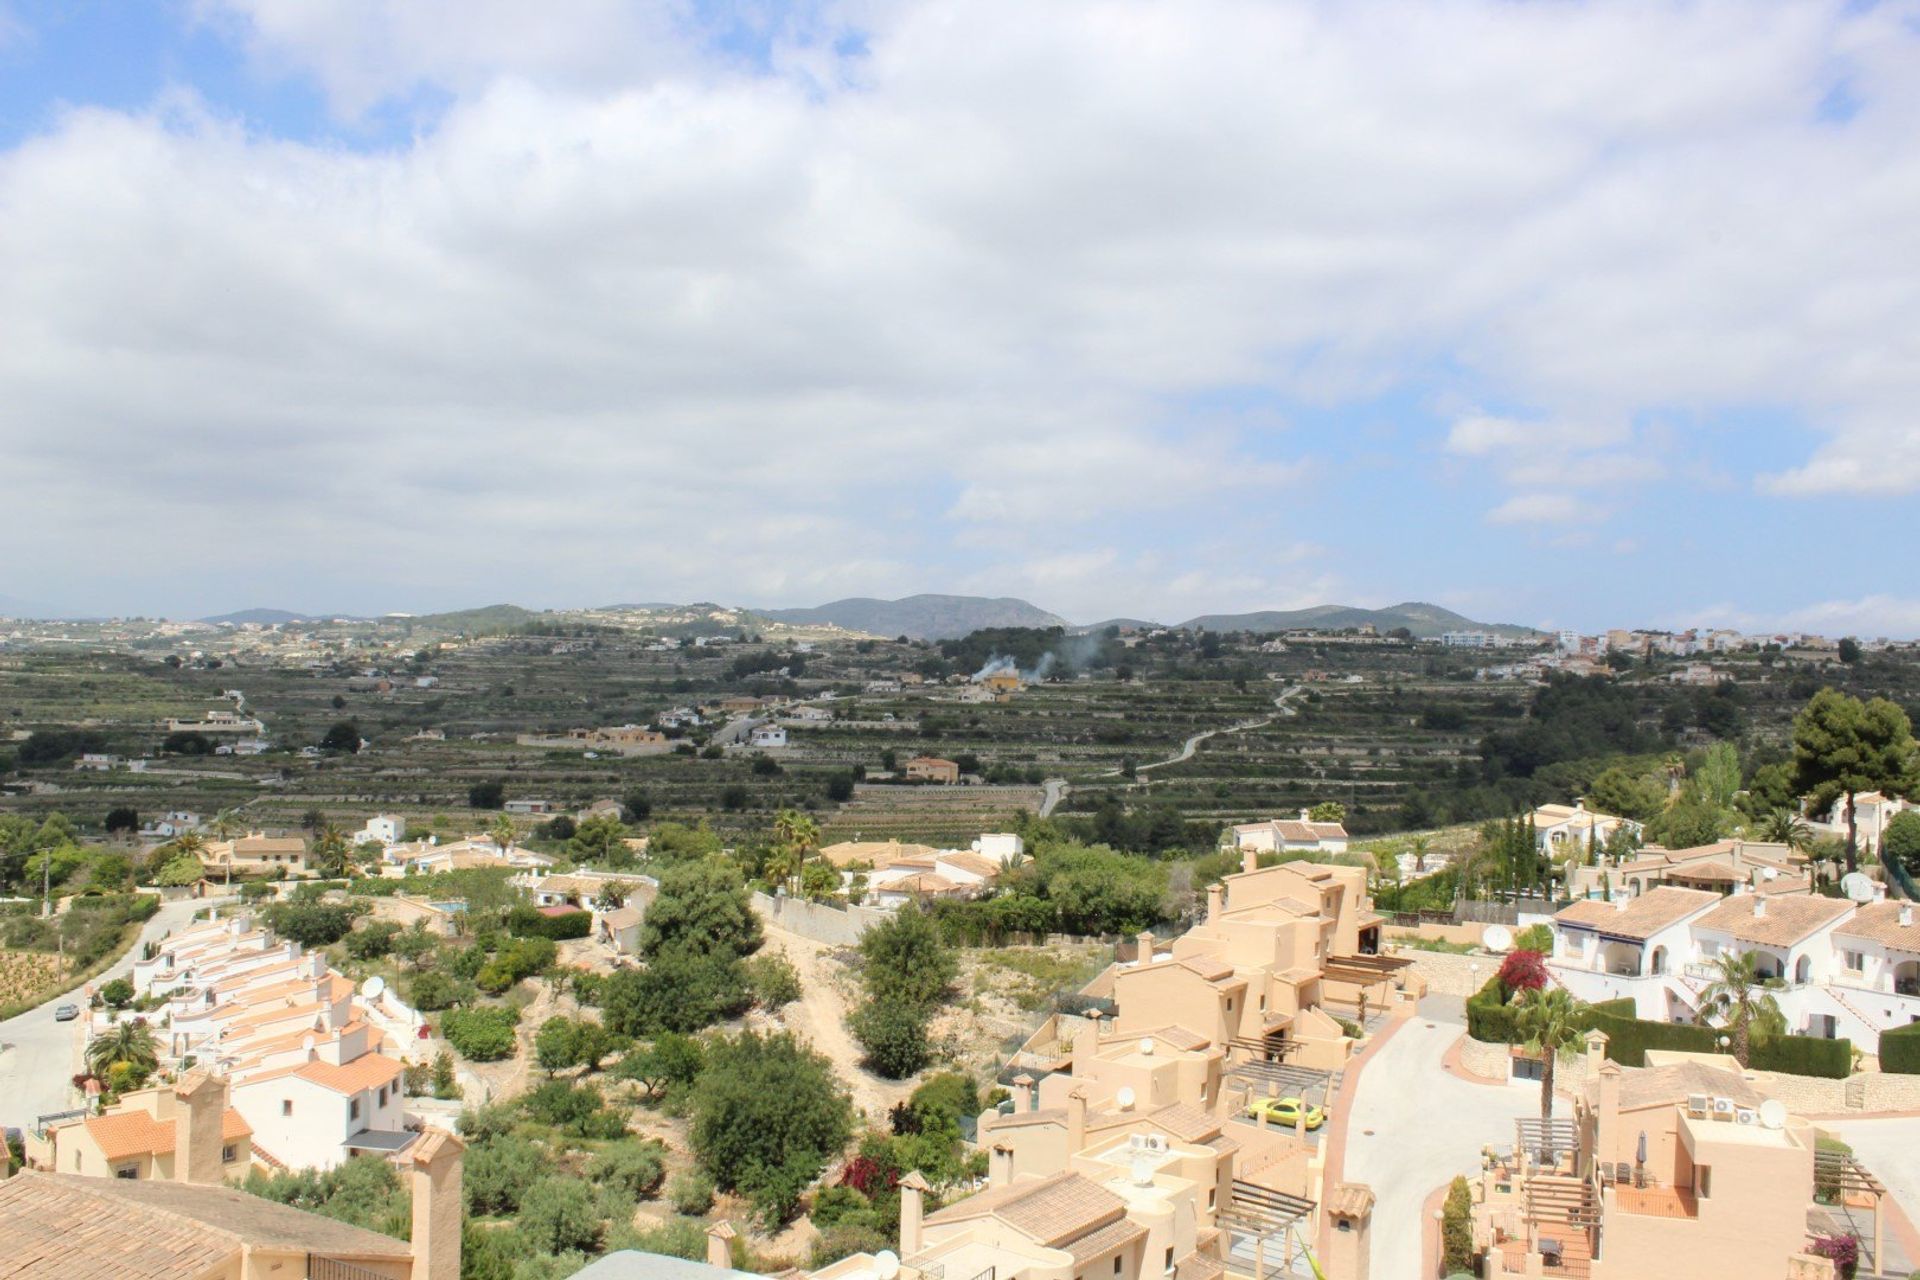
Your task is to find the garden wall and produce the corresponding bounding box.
[749,892,895,946]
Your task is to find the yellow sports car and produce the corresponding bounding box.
[1244,1096,1326,1130]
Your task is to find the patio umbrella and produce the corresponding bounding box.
[1636,1132,1647,1164]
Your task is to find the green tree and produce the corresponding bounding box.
[1441,1176,1475,1275]
[849,999,931,1078]
[99,977,134,1009]
[860,908,956,1009]
[535,1016,581,1075]
[1759,809,1815,855]
[1514,987,1582,1124]
[569,813,631,865]
[1588,766,1667,823]
[320,721,362,754]
[744,953,803,1009]
[1792,690,1918,873]
[468,779,506,810]
[153,853,206,887]
[1307,801,1347,824]
[690,1030,853,1226]
[311,823,351,879]
[1885,811,1920,879]
[518,1176,602,1254]
[639,857,762,960]
[1698,950,1785,1067]
[615,1032,707,1098]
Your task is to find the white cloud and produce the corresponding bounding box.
[1683,596,1920,638]
[3,0,1920,617]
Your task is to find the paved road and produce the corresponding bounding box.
[0,898,212,1131]
[1342,996,1537,1280]
[1097,686,1305,781]
[1832,1116,1920,1224]
[1040,777,1068,817]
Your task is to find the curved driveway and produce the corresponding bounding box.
[1340,996,1537,1279]
[0,897,213,1130]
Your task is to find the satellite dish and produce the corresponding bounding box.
[1758,1099,1788,1131]
[1116,1086,1137,1111]
[1138,1037,1156,1056]
[1482,924,1514,953]
[1841,872,1877,904]
[1763,867,1779,880]
[361,975,386,999]
[874,1253,901,1280]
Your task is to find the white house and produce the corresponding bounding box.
[230,1054,410,1171]
[971,832,1026,862]
[1227,811,1349,857]
[352,814,407,848]
[1551,885,1920,1050]
[1812,791,1914,859]
[748,724,789,749]
[1531,801,1641,855]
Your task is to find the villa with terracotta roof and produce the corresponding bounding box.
[2,1073,464,1280]
[1567,838,1809,901]
[1225,811,1349,857]
[27,1073,252,1181]
[1551,882,1920,1053]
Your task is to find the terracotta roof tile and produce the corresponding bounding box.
[1555,887,1720,941]
[81,1108,251,1161]
[1065,1215,1148,1264]
[1834,901,1920,953]
[1692,893,1853,947]
[295,1054,406,1095]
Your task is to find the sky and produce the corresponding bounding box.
[2,1,1918,634]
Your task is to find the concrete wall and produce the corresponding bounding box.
[1394,948,1498,997]
[750,892,896,946]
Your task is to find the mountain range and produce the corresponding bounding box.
[193,595,1535,641]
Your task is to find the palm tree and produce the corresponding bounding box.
[1408,834,1431,874]
[208,809,245,842]
[1698,950,1785,1067]
[85,1018,159,1080]
[1515,987,1583,1122]
[311,823,351,879]
[770,809,821,891]
[489,815,517,856]
[1760,809,1814,856]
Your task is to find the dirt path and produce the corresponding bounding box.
[1096,684,1304,779]
[759,924,915,1124]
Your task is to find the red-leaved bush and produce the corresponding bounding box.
[1498,949,1549,993]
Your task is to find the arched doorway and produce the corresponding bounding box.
[1650,946,1668,976]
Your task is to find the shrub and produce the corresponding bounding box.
[668,1170,714,1216]
[851,998,931,1078]
[744,953,802,1009]
[507,905,592,941]
[1498,950,1548,993]
[1810,1234,1860,1280]
[441,1007,519,1062]
[1880,1022,1920,1075]
[1750,1033,1852,1079]
[465,1135,544,1216]
[1442,1176,1474,1275]
[99,978,133,1009]
[519,1176,602,1254]
[590,1143,667,1200]
[690,1030,853,1226]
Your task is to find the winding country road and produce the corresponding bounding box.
[1095,683,1305,780]
[0,897,216,1131]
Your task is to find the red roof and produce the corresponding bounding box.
[537,904,587,917]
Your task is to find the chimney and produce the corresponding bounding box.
[1242,846,1258,875]
[1753,897,1767,919]
[899,1171,931,1256]
[1068,1089,1088,1152]
[172,1070,226,1185]
[1136,930,1155,964]
[1596,1061,1623,1158]
[1902,905,1914,928]
[1206,883,1223,922]
[705,1222,736,1271]
[408,1127,465,1280]
[989,1143,1015,1187]
[1011,1073,1034,1114]
[1584,1028,1609,1075]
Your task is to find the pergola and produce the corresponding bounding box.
[1814,1147,1890,1274]
[1221,1180,1317,1279]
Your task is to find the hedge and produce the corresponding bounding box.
[1878,1023,1920,1075]
[507,905,593,941]
[1467,978,1850,1078]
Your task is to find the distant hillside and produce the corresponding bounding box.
[200,608,322,626]
[406,604,538,634]
[1176,601,1538,639]
[1077,618,1165,633]
[757,594,1067,640]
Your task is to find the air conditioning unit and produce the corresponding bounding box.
[1712,1097,1736,1119]
[1735,1108,1758,1126]
[1685,1094,1709,1118]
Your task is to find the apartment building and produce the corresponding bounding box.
[1111,856,1400,1072]
[1550,885,1920,1050]
[1,1080,464,1280]
[129,912,419,1170]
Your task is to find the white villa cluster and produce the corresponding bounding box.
[1549,885,1920,1048]
[129,912,422,1170]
